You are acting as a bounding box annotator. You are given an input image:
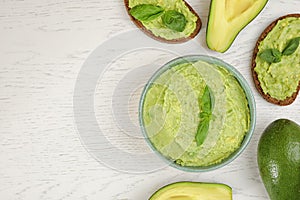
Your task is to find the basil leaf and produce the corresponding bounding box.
[129,4,164,22]
[200,86,212,113]
[259,49,282,63]
[162,10,187,32]
[196,117,210,146]
[199,111,211,119]
[282,37,300,56]
[195,86,213,146]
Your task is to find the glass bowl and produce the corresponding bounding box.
[139,55,256,172]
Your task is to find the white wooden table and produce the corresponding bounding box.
[1,1,299,199]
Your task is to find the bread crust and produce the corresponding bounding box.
[124,0,201,43]
[252,14,300,106]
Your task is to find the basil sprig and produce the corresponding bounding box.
[195,86,213,146]
[259,49,281,63]
[129,4,164,21]
[129,4,187,32]
[282,37,300,56]
[259,37,300,63]
[161,10,187,32]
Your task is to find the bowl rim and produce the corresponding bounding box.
[139,55,256,172]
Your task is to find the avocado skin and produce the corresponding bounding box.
[258,119,300,200]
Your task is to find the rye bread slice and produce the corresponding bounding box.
[252,14,300,106]
[124,0,201,43]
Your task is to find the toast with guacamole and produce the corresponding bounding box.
[252,14,300,105]
[124,0,201,43]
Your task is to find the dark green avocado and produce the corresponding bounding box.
[258,119,300,200]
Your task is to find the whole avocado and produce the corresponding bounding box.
[258,119,300,200]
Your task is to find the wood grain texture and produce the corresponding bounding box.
[0,1,299,200]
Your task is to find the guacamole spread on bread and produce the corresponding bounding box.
[129,0,198,40]
[142,60,250,167]
[254,17,300,100]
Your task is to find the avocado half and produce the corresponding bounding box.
[149,182,232,200]
[206,0,268,52]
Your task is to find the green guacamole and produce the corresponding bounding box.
[142,60,250,167]
[255,17,300,100]
[129,0,198,40]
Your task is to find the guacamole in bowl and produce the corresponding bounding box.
[139,55,256,172]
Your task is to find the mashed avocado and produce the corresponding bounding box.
[129,0,198,40]
[142,60,250,167]
[254,17,300,100]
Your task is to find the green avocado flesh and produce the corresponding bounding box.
[142,60,250,167]
[149,182,232,200]
[258,119,300,200]
[206,0,268,52]
[128,0,198,40]
[254,17,300,100]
